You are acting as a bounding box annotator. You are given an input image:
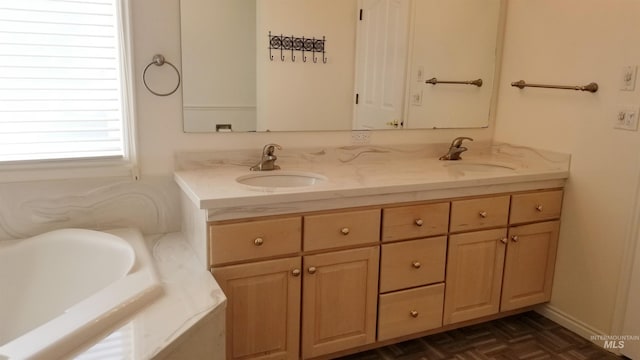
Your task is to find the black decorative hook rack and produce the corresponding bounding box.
[269,32,327,63]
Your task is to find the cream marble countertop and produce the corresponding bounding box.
[174,143,570,214]
[76,232,225,360]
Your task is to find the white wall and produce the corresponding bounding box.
[494,0,640,335]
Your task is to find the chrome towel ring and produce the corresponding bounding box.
[142,54,181,96]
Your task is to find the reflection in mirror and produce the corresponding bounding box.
[180,0,503,133]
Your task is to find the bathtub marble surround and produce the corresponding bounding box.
[0,175,181,241]
[175,142,570,217]
[77,232,226,360]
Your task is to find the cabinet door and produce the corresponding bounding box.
[302,247,379,359]
[501,221,560,311]
[213,257,301,360]
[443,228,507,325]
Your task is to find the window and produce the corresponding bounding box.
[0,0,136,174]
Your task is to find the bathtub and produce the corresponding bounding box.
[0,228,162,360]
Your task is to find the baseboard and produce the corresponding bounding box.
[535,304,621,355]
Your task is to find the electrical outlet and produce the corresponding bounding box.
[621,65,637,91]
[411,90,423,106]
[614,105,640,131]
[351,131,371,144]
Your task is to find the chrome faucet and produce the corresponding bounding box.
[250,143,282,171]
[439,137,473,160]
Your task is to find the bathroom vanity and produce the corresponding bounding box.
[174,143,570,360]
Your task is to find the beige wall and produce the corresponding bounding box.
[256,0,357,131]
[407,0,501,129]
[131,0,493,176]
[494,0,640,334]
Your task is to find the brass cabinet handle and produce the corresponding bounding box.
[340,227,350,235]
[291,269,301,277]
[500,237,508,244]
[535,204,544,212]
[479,211,488,218]
[308,266,317,274]
[511,235,519,242]
[254,237,264,246]
[412,261,422,269]
[415,219,424,227]
[410,310,419,318]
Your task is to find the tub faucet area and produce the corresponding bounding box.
[439,137,473,160]
[250,143,282,171]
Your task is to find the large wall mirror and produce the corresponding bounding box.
[180,0,504,132]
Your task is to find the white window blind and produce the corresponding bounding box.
[0,0,129,163]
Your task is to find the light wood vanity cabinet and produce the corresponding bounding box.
[208,189,563,359]
[212,257,301,360]
[501,220,560,311]
[377,202,449,340]
[211,209,380,360]
[302,247,379,358]
[444,190,563,326]
[444,228,508,325]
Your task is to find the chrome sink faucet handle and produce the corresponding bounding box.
[250,143,283,171]
[440,137,473,161]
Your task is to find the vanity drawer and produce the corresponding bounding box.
[303,209,381,251]
[510,190,563,224]
[450,196,510,232]
[209,217,302,266]
[377,283,444,341]
[382,202,449,242]
[379,236,446,293]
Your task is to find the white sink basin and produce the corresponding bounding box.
[443,162,516,173]
[236,171,327,188]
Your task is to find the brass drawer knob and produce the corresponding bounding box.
[535,204,544,212]
[308,266,317,274]
[340,227,350,235]
[291,269,301,277]
[412,261,422,269]
[500,237,508,244]
[415,219,424,227]
[410,310,419,318]
[511,235,519,242]
[254,237,264,246]
[479,211,488,218]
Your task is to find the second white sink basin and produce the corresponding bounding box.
[443,162,516,173]
[236,171,327,188]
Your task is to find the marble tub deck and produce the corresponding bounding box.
[76,232,226,360]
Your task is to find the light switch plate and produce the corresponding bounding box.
[416,65,424,82]
[620,65,637,91]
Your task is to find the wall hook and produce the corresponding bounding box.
[267,32,326,64]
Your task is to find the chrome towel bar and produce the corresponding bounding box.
[511,80,598,93]
[426,77,483,87]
